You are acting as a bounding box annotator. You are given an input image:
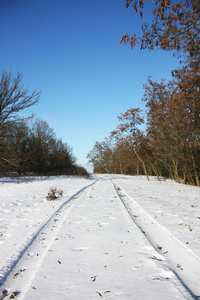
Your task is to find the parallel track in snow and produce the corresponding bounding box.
[112,180,200,300]
[0,179,98,298]
[0,177,199,300]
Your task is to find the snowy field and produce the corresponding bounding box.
[0,174,199,299]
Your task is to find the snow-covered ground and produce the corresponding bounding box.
[0,174,199,299]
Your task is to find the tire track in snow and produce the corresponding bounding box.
[0,179,98,298]
[6,178,194,300]
[112,180,200,299]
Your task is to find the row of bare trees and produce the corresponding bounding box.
[0,118,78,176]
[0,70,88,177]
[88,79,199,185]
[88,59,200,185]
[88,0,200,185]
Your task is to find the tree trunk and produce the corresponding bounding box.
[147,156,160,181]
[133,148,149,181]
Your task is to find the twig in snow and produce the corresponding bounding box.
[96,291,102,297]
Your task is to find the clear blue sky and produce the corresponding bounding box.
[0,0,179,171]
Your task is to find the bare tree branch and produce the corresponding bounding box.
[0,70,41,130]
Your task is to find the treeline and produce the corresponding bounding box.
[88,57,200,185]
[88,0,200,186]
[1,118,89,177]
[0,70,88,177]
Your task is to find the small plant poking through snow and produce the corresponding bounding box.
[46,187,63,201]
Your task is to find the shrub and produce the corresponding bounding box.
[46,187,63,201]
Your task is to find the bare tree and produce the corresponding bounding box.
[0,70,41,132]
[87,139,114,173]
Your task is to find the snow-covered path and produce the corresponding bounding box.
[0,176,199,299]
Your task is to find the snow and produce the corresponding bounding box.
[0,174,199,299]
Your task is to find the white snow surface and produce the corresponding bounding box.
[0,174,199,299]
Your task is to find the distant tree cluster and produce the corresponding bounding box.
[87,0,200,186]
[0,70,89,177]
